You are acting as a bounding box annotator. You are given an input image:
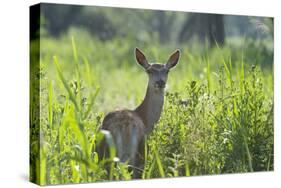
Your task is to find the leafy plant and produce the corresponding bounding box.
[30,33,273,185]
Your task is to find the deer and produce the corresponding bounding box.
[98,48,180,178]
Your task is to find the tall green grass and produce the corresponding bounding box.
[30,32,273,185]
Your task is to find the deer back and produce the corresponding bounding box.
[101,110,145,165]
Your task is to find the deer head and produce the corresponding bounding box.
[135,48,180,92]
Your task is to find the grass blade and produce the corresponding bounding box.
[83,87,100,120]
[154,148,165,178]
[48,81,53,129]
[53,56,81,112]
[71,36,82,111]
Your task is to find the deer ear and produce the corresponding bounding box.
[135,48,150,69]
[166,49,180,69]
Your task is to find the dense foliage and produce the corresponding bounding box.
[30,30,273,185]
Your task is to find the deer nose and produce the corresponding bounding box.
[156,80,166,88]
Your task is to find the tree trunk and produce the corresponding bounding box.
[179,13,225,47]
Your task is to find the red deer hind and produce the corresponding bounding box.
[99,48,180,177]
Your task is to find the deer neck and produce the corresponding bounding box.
[135,85,164,134]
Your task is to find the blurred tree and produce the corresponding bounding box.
[248,17,273,39]
[41,4,83,36]
[154,11,176,43]
[74,8,116,40]
[179,13,225,46]
[41,4,117,40]
[38,3,274,50]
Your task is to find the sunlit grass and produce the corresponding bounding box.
[30,33,273,185]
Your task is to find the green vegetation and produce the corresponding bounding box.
[30,30,273,185]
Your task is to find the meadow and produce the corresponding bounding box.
[30,29,273,185]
